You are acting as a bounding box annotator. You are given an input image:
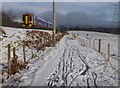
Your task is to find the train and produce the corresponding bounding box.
[22,13,57,30]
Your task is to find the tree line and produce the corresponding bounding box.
[2,10,22,28]
[61,26,119,34]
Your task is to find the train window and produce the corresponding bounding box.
[29,15,32,21]
[22,15,25,21]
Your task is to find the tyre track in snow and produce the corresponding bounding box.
[47,41,74,86]
[86,72,97,88]
[65,38,98,87]
[66,39,94,87]
[47,37,92,87]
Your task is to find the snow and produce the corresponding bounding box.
[0,27,52,86]
[1,27,119,87]
[0,27,52,64]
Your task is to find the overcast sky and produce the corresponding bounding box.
[2,1,119,27]
[1,0,120,2]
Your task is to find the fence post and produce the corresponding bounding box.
[45,37,47,43]
[89,39,91,48]
[82,39,83,46]
[13,47,17,65]
[23,41,26,65]
[50,36,52,41]
[80,38,82,44]
[108,43,110,63]
[56,35,58,42]
[8,44,11,76]
[48,36,50,41]
[12,47,19,73]
[44,37,46,46]
[41,38,43,45]
[31,50,33,59]
[40,38,42,45]
[50,35,52,41]
[48,36,49,42]
[93,40,95,50]
[86,40,87,48]
[84,40,86,47]
[83,40,85,46]
[98,39,101,53]
[13,47,15,61]
[46,36,48,42]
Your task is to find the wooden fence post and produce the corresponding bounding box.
[93,40,95,50]
[23,41,26,65]
[89,39,91,48]
[82,39,83,46]
[83,39,85,46]
[31,50,33,59]
[40,38,42,45]
[45,37,46,43]
[41,38,43,45]
[49,36,50,41]
[50,36,52,41]
[12,47,19,73]
[84,40,86,47]
[13,47,15,61]
[46,36,48,42]
[98,39,101,53]
[48,36,49,42]
[108,43,110,63]
[8,44,11,76]
[85,40,86,47]
[45,37,47,44]
[44,37,46,45]
[86,40,87,48]
[79,38,81,45]
[13,47,17,65]
[82,39,84,46]
[81,39,82,45]
[56,35,58,42]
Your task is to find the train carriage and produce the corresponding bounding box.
[22,13,54,29]
[22,13,34,28]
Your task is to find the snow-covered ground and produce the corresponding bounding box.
[1,27,119,87]
[0,27,52,64]
[0,27,52,86]
[69,31,119,72]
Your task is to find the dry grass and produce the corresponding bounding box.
[0,27,6,41]
[0,27,6,36]
[2,30,64,82]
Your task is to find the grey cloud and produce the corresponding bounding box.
[5,9,112,27]
[40,11,112,27]
[2,2,113,27]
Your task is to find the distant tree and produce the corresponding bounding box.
[2,10,16,27]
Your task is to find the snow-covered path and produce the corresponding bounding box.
[31,44,64,86]
[32,36,88,86]
[4,34,119,87]
[15,35,119,86]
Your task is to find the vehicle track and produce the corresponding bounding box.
[86,72,97,88]
[47,37,92,87]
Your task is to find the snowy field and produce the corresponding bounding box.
[1,27,120,87]
[69,31,119,72]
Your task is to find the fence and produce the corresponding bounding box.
[7,33,64,76]
[76,36,111,64]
